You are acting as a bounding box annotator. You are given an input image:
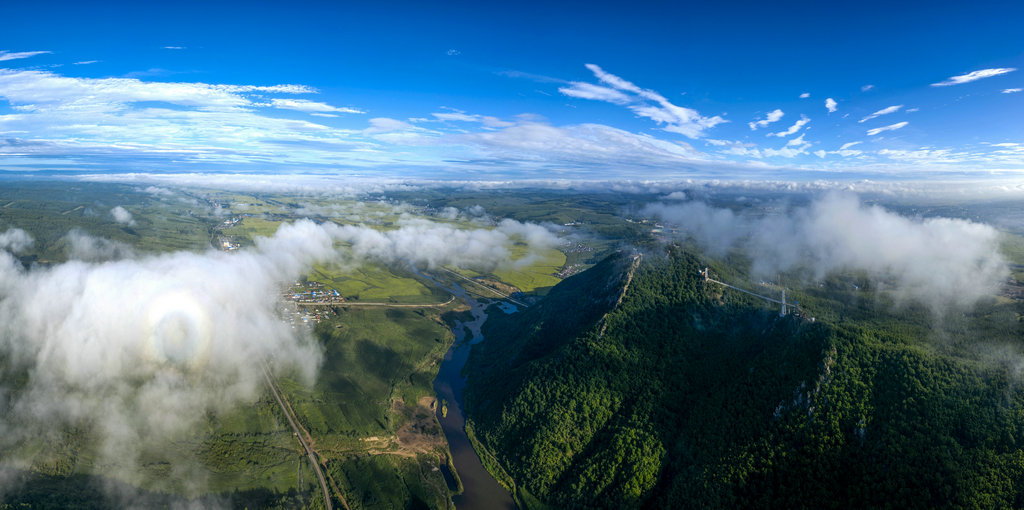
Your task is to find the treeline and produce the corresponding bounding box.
[463,247,1024,508]
[0,469,310,509]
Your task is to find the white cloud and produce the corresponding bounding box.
[785,133,809,148]
[269,98,363,114]
[815,141,865,159]
[825,98,838,113]
[0,50,51,62]
[558,64,726,138]
[762,133,811,158]
[867,121,908,136]
[447,49,460,56]
[480,116,515,128]
[799,92,810,99]
[722,145,762,158]
[931,68,1016,87]
[643,194,1007,312]
[1003,88,1023,94]
[749,109,784,130]
[433,111,481,122]
[905,107,920,113]
[430,110,514,128]
[0,228,33,253]
[861,84,875,92]
[364,117,419,134]
[859,104,903,123]
[0,69,315,111]
[110,205,136,226]
[458,120,704,168]
[0,69,394,169]
[769,115,810,137]
[65,229,135,261]
[162,46,186,50]
[559,82,632,104]
[73,60,99,65]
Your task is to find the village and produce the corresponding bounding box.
[280,280,344,326]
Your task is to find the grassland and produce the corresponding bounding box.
[306,263,447,304]
[492,245,565,294]
[1001,232,1024,281]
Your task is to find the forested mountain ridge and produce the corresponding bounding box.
[464,247,1024,509]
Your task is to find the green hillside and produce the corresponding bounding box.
[464,247,1024,509]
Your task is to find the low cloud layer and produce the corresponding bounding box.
[643,193,1008,311]
[110,205,135,225]
[0,222,331,487]
[328,217,560,271]
[0,228,33,253]
[65,229,136,262]
[0,216,559,493]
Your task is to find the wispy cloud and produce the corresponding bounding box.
[162,46,186,50]
[0,69,315,110]
[557,81,631,104]
[769,115,810,137]
[825,98,837,113]
[861,84,875,92]
[364,117,422,134]
[0,50,51,62]
[0,69,385,170]
[931,68,1016,87]
[73,60,99,65]
[799,92,810,99]
[269,98,363,114]
[457,120,706,170]
[867,121,908,136]
[558,64,726,138]
[859,104,903,123]
[1003,88,1022,94]
[431,110,513,128]
[839,141,862,150]
[749,109,784,130]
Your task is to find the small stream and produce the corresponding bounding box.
[419,269,516,510]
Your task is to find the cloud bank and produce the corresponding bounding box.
[643,193,1007,312]
[0,216,559,493]
[0,228,33,253]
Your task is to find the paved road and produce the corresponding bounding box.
[261,362,349,510]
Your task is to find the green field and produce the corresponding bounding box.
[307,263,447,304]
[492,245,565,294]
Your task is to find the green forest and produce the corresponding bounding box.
[464,247,1024,509]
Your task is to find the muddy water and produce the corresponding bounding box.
[427,273,516,510]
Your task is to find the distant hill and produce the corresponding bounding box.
[464,247,1024,509]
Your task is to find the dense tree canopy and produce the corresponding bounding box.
[464,248,1024,509]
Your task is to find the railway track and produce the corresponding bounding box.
[261,361,350,510]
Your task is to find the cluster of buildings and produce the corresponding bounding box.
[278,281,346,325]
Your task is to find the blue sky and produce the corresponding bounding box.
[1,0,1022,183]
